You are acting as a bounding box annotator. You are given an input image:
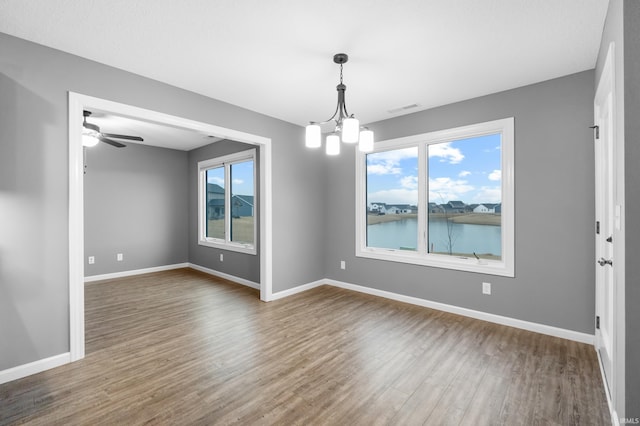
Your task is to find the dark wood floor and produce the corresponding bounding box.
[1,268,610,425]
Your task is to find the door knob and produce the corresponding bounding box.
[597,258,613,266]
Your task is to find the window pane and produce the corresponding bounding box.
[206,167,225,240]
[427,134,502,260]
[230,160,254,245]
[366,147,419,251]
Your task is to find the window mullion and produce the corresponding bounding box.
[224,162,231,244]
[417,143,427,255]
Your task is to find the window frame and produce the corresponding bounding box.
[198,148,257,255]
[355,118,514,277]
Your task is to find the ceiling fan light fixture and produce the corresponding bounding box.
[305,53,373,155]
[82,128,100,147]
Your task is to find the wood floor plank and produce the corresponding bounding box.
[0,269,610,425]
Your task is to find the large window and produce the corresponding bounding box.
[198,149,256,254]
[356,118,514,276]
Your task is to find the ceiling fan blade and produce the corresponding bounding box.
[102,132,144,141]
[99,136,126,148]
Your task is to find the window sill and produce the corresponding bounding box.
[199,239,257,255]
[356,248,514,277]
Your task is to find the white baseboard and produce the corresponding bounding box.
[0,353,70,385]
[188,263,260,290]
[325,279,594,344]
[84,263,189,282]
[271,278,594,345]
[268,279,326,301]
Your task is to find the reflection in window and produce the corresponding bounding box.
[427,134,502,261]
[206,167,225,240]
[366,147,418,251]
[231,160,255,245]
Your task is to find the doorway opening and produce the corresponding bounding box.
[68,92,273,361]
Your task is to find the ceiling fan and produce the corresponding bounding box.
[82,110,144,148]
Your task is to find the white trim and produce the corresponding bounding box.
[260,135,273,301]
[594,42,625,423]
[325,279,592,344]
[188,263,260,290]
[268,279,326,301]
[274,278,594,344]
[0,353,71,385]
[84,263,190,282]
[68,93,85,362]
[596,347,621,426]
[68,92,274,365]
[355,117,515,277]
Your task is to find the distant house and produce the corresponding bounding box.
[207,183,225,219]
[387,204,413,214]
[369,202,388,214]
[474,203,500,213]
[428,202,445,213]
[494,203,502,214]
[443,200,466,213]
[231,195,254,217]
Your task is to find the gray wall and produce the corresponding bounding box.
[188,139,260,283]
[0,32,326,371]
[324,70,596,334]
[84,143,189,276]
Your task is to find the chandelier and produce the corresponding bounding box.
[305,53,374,155]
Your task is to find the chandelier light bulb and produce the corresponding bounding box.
[326,134,340,155]
[358,129,374,152]
[341,117,359,143]
[305,124,322,148]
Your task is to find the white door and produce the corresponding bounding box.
[594,43,615,398]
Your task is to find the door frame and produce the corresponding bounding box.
[593,42,625,423]
[68,92,273,361]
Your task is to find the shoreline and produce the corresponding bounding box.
[367,213,501,226]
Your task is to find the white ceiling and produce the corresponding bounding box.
[1,0,609,149]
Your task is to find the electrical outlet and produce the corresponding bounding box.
[88,256,95,264]
[117,253,123,261]
[340,260,346,270]
[482,282,491,295]
[219,253,224,262]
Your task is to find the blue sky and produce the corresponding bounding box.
[206,160,254,196]
[367,134,501,205]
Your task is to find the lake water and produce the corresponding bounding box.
[367,217,501,257]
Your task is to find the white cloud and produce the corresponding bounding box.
[428,142,464,164]
[428,177,474,203]
[459,170,471,177]
[232,178,244,185]
[368,189,418,205]
[367,147,417,175]
[208,176,224,185]
[369,147,417,163]
[400,175,418,189]
[488,169,501,181]
[469,186,501,204]
[367,162,402,175]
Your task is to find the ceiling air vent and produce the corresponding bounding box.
[387,103,421,114]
